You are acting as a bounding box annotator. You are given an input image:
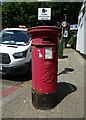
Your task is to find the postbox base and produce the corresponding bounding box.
[32,88,57,110]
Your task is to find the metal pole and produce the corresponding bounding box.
[64,14,67,48]
[64,14,67,22]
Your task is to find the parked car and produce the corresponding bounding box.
[0,28,32,76]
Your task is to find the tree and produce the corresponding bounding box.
[2,2,82,28]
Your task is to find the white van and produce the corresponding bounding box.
[0,28,32,76]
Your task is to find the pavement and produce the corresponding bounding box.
[0,48,85,119]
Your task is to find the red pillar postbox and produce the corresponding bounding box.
[28,26,61,110]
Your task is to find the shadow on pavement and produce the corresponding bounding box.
[55,82,77,106]
[58,67,74,76]
[31,82,77,110]
[62,55,68,59]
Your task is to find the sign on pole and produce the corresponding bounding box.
[38,8,51,20]
[70,24,78,30]
[61,21,67,27]
[63,30,68,37]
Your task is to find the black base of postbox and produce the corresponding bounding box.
[32,88,57,110]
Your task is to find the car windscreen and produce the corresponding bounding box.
[0,30,31,46]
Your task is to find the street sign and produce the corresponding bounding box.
[63,30,68,37]
[38,8,51,20]
[70,24,78,30]
[61,21,67,27]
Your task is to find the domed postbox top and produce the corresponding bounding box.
[28,26,61,45]
[28,26,61,38]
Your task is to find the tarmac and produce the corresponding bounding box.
[0,48,85,119]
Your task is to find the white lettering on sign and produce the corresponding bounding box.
[45,47,52,59]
